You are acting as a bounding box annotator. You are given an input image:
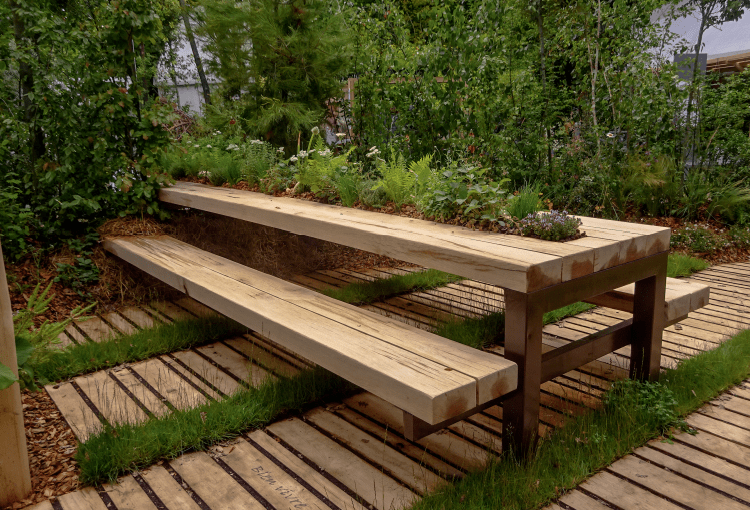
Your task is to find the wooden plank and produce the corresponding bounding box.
[75,370,148,426]
[557,490,613,510]
[609,454,748,510]
[105,475,159,510]
[648,440,750,488]
[160,182,590,292]
[580,470,684,510]
[305,408,447,494]
[65,323,87,344]
[268,417,418,510]
[342,392,491,472]
[699,404,750,430]
[159,355,224,401]
[102,311,137,335]
[247,430,369,510]
[149,301,195,321]
[328,405,465,480]
[24,501,53,510]
[224,336,303,378]
[171,350,242,396]
[674,427,750,468]
[170,452,266,510]
[175,297,217,317]
[139,465,202,510]
[196,342,274,387]
[104,236,518,425]
[55,330,74,349]
[707,393,750,417]
[120,306,157,328]
[45,382,102,441]
[219,438,339,510]
[130,358,210,410]
[109,367,170,417]
[75,317,116,343]
[687,413,750,448]
[57,487,108,510]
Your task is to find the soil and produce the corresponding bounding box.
[1,390,80,510]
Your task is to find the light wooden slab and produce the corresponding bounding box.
[247,430,369,510]
[580,470,684,510]
[223,337,302,378]
[673,427,750,467]
[64,324,87,344]
[104,475,158,510]
[101,311,137,335]
[104,235,518,424]
[609,454,748,510]
[171,350,241,397]
[45,382,102,441]
[149,301,195,321]
[196,342,273,387]
[175,297,217,317]
[687,413,750,447]
[139,465,202,510]
[109,367,170,417]
[130,358,209,410]
[57,486,108,510]
[170,452,266,510]
[74,317,116,343]
[268,417,418,510]
[557,489,613,510]
[158,356,223,402]
[74,370,148,426]
[219,438,336,510]
[120,306,157,328]
[160,182,669,292]
[305,407,447,494]
[24,501,53,510]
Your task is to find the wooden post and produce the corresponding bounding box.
[0,241,32,506]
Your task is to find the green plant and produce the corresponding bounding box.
[54,255,100,297]
[371,149,415,210]
[506,184,544,222]
[669,224,727,254]
[666,253,709,277]
[322,269,463,305]
[519,210,582,241]
[729,225,750,248]
[0,284,93,391]
[357,178,388,209]
[260,163,295,194]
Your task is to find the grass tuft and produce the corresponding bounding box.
[410,329,750,510]
[31,315,247,383]
[321,269,463,305]
[76,367,356,484]
[667,253,710,277]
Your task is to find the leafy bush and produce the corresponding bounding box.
[603,379,687,434]
[519,210,582,241]
[356,179,388,208]
[670,224,728,254]
[372,149,415,210]
[55,256,100,297]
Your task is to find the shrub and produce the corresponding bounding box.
[506,184,544,222]
[669,224,728,254]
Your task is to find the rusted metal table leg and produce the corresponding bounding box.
[502,289,544,458]
[630,252,668,381]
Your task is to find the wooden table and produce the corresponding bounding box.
[161,182,671,453]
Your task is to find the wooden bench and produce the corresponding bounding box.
[106,181,710,454]
[103,235,518,427]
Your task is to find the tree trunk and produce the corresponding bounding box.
[179,0,211,106]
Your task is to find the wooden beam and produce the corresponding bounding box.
[0,241,31,506]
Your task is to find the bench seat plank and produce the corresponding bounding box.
[159,182,670,292]
[584,278,710,325]
[104,235,517,425]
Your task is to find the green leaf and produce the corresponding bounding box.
[0,363,19,390]
[15,334,34,367]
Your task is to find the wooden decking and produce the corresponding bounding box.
[29,262,750,510]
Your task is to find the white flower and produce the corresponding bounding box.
[369,146,377,151]
[194,144,200,148]
[298,150,308,159]
[336,132,346,139]
[290,156,298,162]
[606,132,614,138]
[277,147,285,153]
[311,126,320,135]
[206,144,212,148]
[216,131,222,135]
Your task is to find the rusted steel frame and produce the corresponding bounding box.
[502,250,668,458]
[403,391,514,442]
[540,319,633,383]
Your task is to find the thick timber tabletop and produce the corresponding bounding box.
[160,181,670,293]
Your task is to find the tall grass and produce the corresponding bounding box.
[31,316,247,383]
[411,329,750,510]
[321,269,463,305]
[667,253,710,277]
[76,367,356,484]
[506,184,543,221]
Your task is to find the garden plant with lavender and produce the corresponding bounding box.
[519,210,583,242]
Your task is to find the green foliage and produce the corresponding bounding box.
[506,185,544,222]
[77,367,356,484]
[294,131,356,202]
[519,210,582,241]
[603,379,686,434]
[322,269,463,305]
[670,224,728,254]
[666,253,710,277]
[30,315,247,384]
[0,0,177,260]
[55,256,100,297]
[371,149,414,210]
[0,284,94,391]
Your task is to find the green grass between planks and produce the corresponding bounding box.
[30,315,247,383]
[321,268,463,304]
[411,328,750,510]
[76,367,356,484]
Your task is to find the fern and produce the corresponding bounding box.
[410,154,433,196]
[373,149,415,210]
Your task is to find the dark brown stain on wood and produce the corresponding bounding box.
[570,259,594,279]
[526,265,560,292]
